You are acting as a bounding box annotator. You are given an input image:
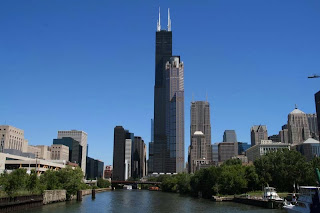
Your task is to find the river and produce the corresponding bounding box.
[21,190,285,213]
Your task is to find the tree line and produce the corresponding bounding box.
[0,166,110,199]
[150,149,320,199]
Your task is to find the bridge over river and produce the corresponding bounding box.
[111,180,161,185]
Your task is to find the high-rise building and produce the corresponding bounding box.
[250,125,268,146]
[153,9,184,174]
[57,130,87,174]
[316,91,320,137]
[132,136,146,179]
[153,8,173,174]
[53,137,83,166]
[104,165,112,179]
[189,101,212,173]
[0,125,28,153]
[287,107,311,145]
[279,124,289,143]
[148,119,154,174]
[165,56,185,173]
[113,126,134,181]
[307,114,319,140]
[223,130,237,143]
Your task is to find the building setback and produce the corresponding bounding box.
[250,125,268,146]
[50,144,69,161]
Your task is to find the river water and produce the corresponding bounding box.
[22,190,285,213]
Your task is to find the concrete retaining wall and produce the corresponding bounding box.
[43,190,66,205]
[81,189,92,196]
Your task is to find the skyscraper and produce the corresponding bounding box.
[279,124,289,143]
[153,9,184,173]
[113,126,134,181]
[189,101,212,173]
[132,136,146,179]
[223,130,237,143]
[250,125,268,146]
[287,107,311,145]
[316,91,320,138]
[148,119,154,174]
[57,130,87,174]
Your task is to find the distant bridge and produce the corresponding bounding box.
[111,180,161,185]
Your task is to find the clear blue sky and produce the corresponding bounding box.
[1,0,320,165]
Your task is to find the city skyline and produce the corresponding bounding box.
[1,1,320,165]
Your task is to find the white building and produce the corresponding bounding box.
[28,145,51,160]
[246,140,291,162]
[58,130,87,173]
[124,138,132,180]
[0,125,28,153]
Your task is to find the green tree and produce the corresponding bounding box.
[218,164,247,195]
[244,165,259,191]
[97,178,110,188]
[2,168,28,197]
[176,173,191,194]
[26,170,40,194]
[40,170,61,190]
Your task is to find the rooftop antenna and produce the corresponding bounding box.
[157,7,161,31]
[206,92,208,102]
[192,92,194,102]
[167,8,171,31]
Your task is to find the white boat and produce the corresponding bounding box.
[283,186,320,213]
[262,187,283,201]
[123,185,132,190]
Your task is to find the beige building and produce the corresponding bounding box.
[288,107,311,145]
[189,131,212,173]
[0,125,28,153]
[50,144,69,161]
[246,140,291,162]
[28,145,51,160]
[58,130,87,173]
[250,125,268,146]
[279,125,289,143]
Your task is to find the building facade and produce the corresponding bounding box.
[218,142,238,162]
[86,157,104,179]
[0,125,28,153]
[295,138,320,161]
[113,126,127,180]
[212,143,219,164]
[287,107,311,145]
[316,91,320,138]
[57,130,87,173]
[104,165,112,179]
[50,144,69,161]
[246,140,291,162]
[223,130,237,143]
[132,136,146,179]
[53,137,82,166]
[125,138,132,180]
[238,142,250,155]
[250,125,268,146]
[307,114,319,140]
[189,100,212,173]
[279,124,289,144]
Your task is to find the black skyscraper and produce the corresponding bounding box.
[315,91,320,137]
[153,10,172,173]
[113,126,126,180]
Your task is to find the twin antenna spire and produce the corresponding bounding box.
[157,7,171,32]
